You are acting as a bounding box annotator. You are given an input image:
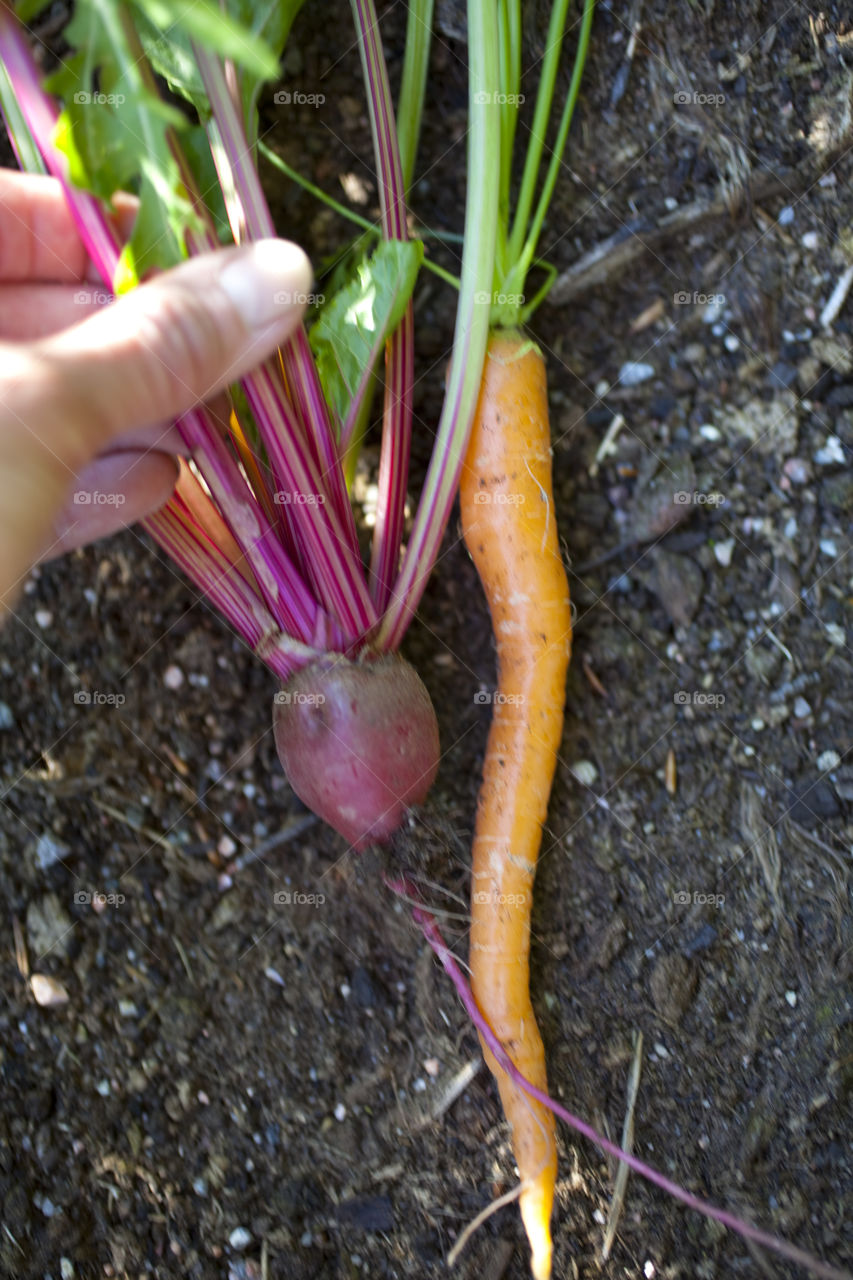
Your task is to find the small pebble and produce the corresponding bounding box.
[699,423,721,441]
[817,750,841,771]
[96,1079,111,1097]
[801,231,819,250]
[785,990,797,1008]
[35,833,69,871]
[724,334,740,352]
[334,1102,347,1122]
[340,982,352,999]
[30,974,69,1008]
[713,539,735,567]
[264,967,285,987]
[193,1177,207,1196]
[0,701,14,730]
[163,664,185,690]
[618,360,655,386]
[34,609,53,628]
[217,834,237,857]
[228,1227,251,1251]
[300,1232,313,1248]
[784,516,798,539]
[819,538,838,557]
[711,322,725,338]
[570,760,599,786]
[751,718,765,731]
[663,195,678,211]
[826,622,846,646]
[423,1058,440,1077]
[793,696,812,719]
[412,1077,427,1094]
[644,1263,656,1280]
[242,783,256,800]
[778,205,795,225]
[814,435,845,465]
[60,1260,75,1280]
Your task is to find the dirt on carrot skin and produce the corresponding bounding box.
[1,2,851,1278]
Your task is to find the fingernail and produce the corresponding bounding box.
[218,239,313,333]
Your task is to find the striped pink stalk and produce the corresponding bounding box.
[351,0,413,613]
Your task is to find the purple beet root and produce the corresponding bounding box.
[273,653,439,848]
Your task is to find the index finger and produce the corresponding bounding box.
[0,169,90,282]
[0,169,136,283]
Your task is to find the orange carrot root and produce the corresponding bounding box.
[460,330,572,1280]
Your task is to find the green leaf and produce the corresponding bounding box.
[133,0,279,84]
[45,0,200,282]
[135,0,307,141]
[310,239,424,432]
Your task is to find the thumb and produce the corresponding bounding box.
[39,238,314,461]
[0,239,311,613]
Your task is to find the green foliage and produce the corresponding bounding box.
[37,0,304,285]
[310,239,424,432]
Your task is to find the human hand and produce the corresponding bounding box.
[0,169,312,614]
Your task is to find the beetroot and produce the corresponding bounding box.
[273,653,439,848]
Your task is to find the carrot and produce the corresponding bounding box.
[459,329,572,1280]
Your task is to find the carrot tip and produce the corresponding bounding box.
[528,1227,552,1280]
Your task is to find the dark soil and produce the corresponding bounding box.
[1,3,852,1279]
